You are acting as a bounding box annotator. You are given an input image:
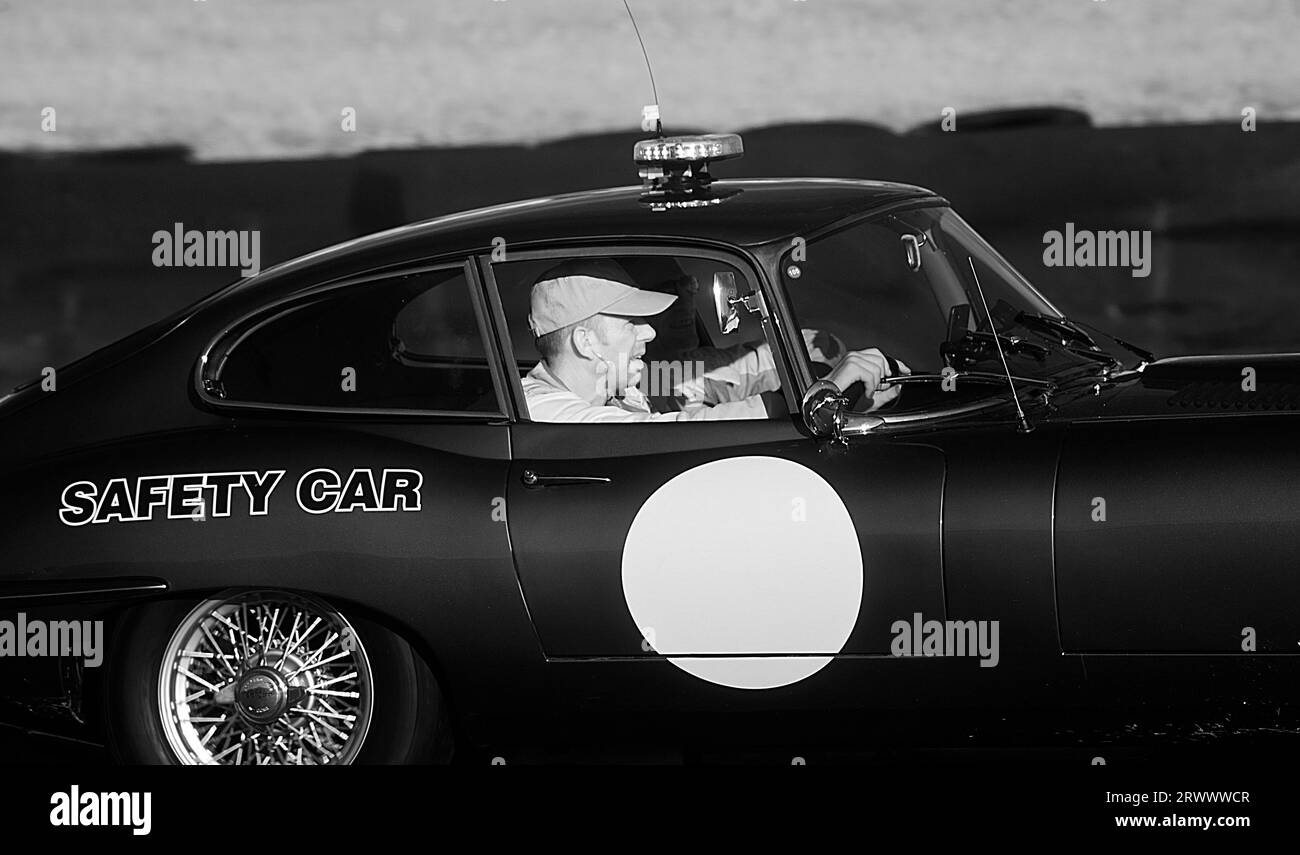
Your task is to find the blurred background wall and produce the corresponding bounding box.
[2,0,1298,394]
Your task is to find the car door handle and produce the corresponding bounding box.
[521,470,612,487]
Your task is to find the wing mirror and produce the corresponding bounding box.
[711,272,762,335]
[800,380,884,440]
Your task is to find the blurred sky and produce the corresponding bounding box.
[2,0,1299,160]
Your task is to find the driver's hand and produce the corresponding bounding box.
[824,349,909,411]
[866,358,910,411]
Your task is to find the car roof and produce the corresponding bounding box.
[248,178,943,289]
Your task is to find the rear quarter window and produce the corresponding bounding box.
[214,266,500,414]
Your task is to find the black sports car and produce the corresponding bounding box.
[3,134,1297,764]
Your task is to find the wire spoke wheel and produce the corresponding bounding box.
[157,590,374,765]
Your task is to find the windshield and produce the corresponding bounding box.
[779,205,1115,387]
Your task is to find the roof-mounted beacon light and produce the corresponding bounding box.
[634,133,743,191]
[634,133,744,209]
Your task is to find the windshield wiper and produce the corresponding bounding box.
[967,330,1051,360]
[992,305,1129,374]
[1065,317,1156,369]
[1019,311,1157,376]
[1013,312,1098,349]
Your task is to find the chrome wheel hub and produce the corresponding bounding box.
[235,667,293,724]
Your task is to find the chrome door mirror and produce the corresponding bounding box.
[801,380,842,438]
[800,380,884,440]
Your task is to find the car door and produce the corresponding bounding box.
[481,246,947,678]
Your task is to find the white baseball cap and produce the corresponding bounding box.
[528,259,677,337]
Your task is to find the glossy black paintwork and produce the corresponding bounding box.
[1051,353,1300,422]
[2,178,1299,753]
[1057,415,1300,652]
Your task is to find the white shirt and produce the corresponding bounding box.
[522,341,782,423]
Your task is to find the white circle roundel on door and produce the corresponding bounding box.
[621,456,863,690]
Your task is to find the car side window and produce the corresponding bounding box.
[489,253,778,420]
[214,266,501,414]
[493,256,758,362]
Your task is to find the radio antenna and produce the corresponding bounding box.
[623,0,663,136]
[968,257,1032,433]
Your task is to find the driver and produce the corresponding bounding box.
[522,259,904,423]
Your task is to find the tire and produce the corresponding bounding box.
[107,589,452,765]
